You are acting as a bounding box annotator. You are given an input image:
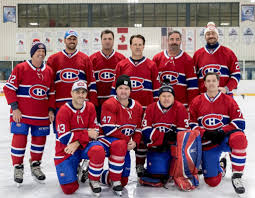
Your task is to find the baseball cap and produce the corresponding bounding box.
[72,80,88,91]
[64,30,78,39]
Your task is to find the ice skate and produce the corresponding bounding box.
[78,159,88,183]
[136,164,145,177]
[89,180,101,197]
[112,181,123,196]
[232,173,245,197]
[14,164,24,187]
[220,156,227,177]
[30,160,46,183]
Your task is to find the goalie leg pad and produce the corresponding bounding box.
[146,150,171,175]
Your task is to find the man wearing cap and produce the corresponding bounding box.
[140,82,189,187]
[54,80,105,195]
[4,39,55,185]
[90,29,125,122]
[193,22,241,95]
[153,30,199,108]
[47,30,98,134]
[98,75,143,196]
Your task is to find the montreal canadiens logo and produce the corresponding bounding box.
[130,77,144,91]
[29,84,48,100]
[202,65,221,77]
[201,114,223,130]
[153,123,172,133]
[98,69,115,82]
[159,71,179,85]
[60,68,79,83]
[120,126,135,136]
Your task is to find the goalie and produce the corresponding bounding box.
[140,82,202,191]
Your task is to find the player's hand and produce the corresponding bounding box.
[88,128,99,140]
[48,111,55,123]
[127,140,136,151]
[64,141,80,155]
[218,87,227,94]
[13,109,22,123]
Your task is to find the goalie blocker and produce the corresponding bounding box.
[139,130,202,191]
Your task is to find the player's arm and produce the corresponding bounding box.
[185,59,200,105]
[100,101,130,142]
[86,58,98,107]
[132,105,143,148]
[189,98,206,137]
[151,62,160,101]
[225,51,241,92]
[221,98,245,133]
[56,109,89,149]
[47,67,56,123]
[110,63,121,96]
[88,102,100,133]
[141,105,165,148]
[176,104,190,131]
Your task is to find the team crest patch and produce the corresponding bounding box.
[60,68,80,83]
[29,84,48,100]
[201,114,224,130]
[159,71,179,85]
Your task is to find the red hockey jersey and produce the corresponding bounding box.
[189,92,245,149]
[4,60,55,126]
[193,45,241,94]
[112,57,160,109]
[47,50,98,108]
[153,50,199,107]
[90,50,125,105]
[54,101,98,165]
[142,100,189,148]
[99,96,143,146]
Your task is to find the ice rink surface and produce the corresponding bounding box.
[0,96,254,198]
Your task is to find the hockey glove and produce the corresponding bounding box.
[203,129,225,145]
[163,126,177,143]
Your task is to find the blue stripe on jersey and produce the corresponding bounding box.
[55,70,87,82]
[88,82,97,91]
[31,145,44,152]
[11,148,25,155]
[102,125,116,136]
[142,127,153,145]
[5,83,17,91]
[231,119,245,131]
[17,86,50,97]
[177,73,187,85]
[187,78,199,89]
[189,122,199,130]
[58,132,72,145]
[110,87,116,96]
[198,65,240,79]
[231,73,241,82]
[231,157,246,164]
[153,90,159,98]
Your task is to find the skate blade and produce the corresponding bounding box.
[32,176,45,184]
[91,191,101,197]
[113,190,122,196]
[237,193,246,198]
[16,183,22,188]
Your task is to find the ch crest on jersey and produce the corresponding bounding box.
[60,68,80,83]
[159,71,179,85]
[98,69,115,82]
[202,65,221,77]
[29,84,48,100]
[153,123,173,133]
[130,77,144,91]
[201,114,223,130]
[120,125,135,136]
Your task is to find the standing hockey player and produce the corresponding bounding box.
[90,29,125,121]
[54,81,105,196]
[193,22,241,95]
[99,75,143,196]
[189,72,247,196]
[47,30,97,133]
[111,34,161,176]
[153,30,199,107]
[4,39,55,186]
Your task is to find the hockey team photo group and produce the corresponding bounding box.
[3,21,248,197]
